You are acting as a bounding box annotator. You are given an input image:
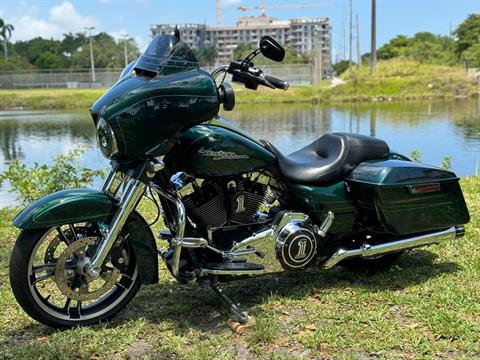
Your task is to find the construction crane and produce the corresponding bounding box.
[237,2,335,17]
[216,0,222,26]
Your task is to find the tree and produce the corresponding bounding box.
[232,42,310,65]
[233,43,254,60]
[463,41,480,68]
[333,60,352,75]
[377,32,456,65]
[34,51,64,69]
[70,32,139,69]
[0,18,14,62]
[454,14,480,56]
[13,37,63,65]
[61,32,87,55]
[194,45,218,67]
[377,35,410,59]
[0,54,34,71]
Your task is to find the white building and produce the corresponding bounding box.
[151,15,331,69]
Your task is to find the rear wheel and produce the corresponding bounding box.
[339,252,403,272]
[9,223,140,328]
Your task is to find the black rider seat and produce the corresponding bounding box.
[263,132,390,184]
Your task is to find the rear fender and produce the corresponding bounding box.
[12,188,158,284]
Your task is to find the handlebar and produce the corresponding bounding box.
[226,60,289,91]
[264,75,289,90]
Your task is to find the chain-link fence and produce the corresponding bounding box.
[0,64,316,89]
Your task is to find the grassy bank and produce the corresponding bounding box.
[238,59,480,104]
[0,60,478,110]
[1,177,480,359]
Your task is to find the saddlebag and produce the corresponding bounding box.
[346,159,470,235]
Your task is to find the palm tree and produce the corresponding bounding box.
[0,18,15,62]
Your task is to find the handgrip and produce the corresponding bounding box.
[264,75,289,90]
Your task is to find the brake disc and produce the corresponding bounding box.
[44,235,63,265]
[55,237,120,301]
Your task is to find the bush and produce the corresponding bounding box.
[0,148,105,205]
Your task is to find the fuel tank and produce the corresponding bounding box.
[165,118,277,177]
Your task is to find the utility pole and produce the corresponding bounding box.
[121,33,129,67]
[349,0,353,72]
[313,36,323,83]
[356,14,360,67]
[85,26,96,82]
[370,0,377,74]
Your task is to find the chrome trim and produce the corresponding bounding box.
[199,268,264,277]
[229,212,309,274]
[316,211,334,237]
[172,237,208,248]
[230,228,274,253]
[150,182,186,278]
[96,117,119,159]
[86,176,146,278]
[101,169,118,194]
[146,159,165,178]
[323,226,459,269]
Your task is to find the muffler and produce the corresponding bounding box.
[323,226,465,269]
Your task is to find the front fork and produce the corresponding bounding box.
[84,170,146,279]
[85,163,188,280]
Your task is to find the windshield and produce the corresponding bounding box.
[135,34,198,77]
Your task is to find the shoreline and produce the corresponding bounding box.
[1,60,478,110]
[0,87,478,111]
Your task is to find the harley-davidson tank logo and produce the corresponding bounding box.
[198,149,249,160]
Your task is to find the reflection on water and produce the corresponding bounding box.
[0,99,479,206]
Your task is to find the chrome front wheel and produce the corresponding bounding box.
[9,223,140,328]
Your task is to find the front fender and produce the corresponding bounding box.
[13,189,117,229]
[13,188,158,285]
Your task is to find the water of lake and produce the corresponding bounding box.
[1,99,479,206]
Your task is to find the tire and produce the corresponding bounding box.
[339,251,403,272]
[9,226,141,328]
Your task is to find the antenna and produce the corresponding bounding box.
[216,0,221,27]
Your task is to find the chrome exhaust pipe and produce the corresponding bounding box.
[323,226,464,269]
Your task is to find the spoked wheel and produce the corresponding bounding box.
[9,223,140,328]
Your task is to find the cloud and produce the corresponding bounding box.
[224,0,243,5]
[11,1,98,41]
[49,1,96,30]
[109,29,149,52]
[12,16,63,40]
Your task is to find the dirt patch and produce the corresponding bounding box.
[124,340,152,359]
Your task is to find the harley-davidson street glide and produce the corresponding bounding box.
[9,32,470,327]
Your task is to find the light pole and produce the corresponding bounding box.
[85,26,96,82]
[370,0,377,74]
[121,33,129,67]
[349,0,352,72]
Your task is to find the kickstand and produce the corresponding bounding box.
[210,281,248,323]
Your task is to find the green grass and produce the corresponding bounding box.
[319,59,480,102]
[1,177,480,359]
[0,60,478,110]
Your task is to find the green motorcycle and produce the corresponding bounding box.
[9,33,470,327]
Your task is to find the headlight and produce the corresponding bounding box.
[96,117,118,159]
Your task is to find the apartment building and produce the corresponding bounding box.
[151,15,331,69]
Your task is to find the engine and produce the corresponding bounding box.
[178,174,325,273]
[182,176,269,232]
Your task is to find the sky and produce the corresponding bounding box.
[1,0,479,60]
